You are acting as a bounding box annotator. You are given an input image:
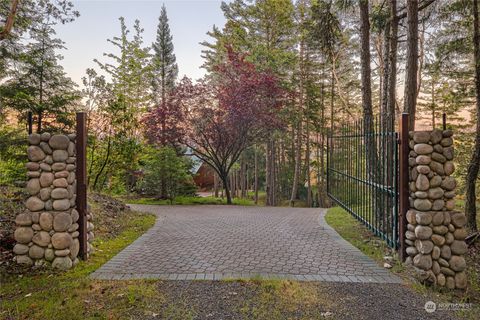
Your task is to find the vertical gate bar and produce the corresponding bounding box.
[76,112,88,260]
[394,131,399,247]
[347,122,352,208]
[360,119,368,227]
[377,114,381,236]
[399,113,410,261]
[355,120,357,212]
[374,115,376,233]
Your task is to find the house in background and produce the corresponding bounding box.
[187,151,215,190]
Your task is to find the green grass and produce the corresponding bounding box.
[0,211,157,320]
[126,195,256,206]
[325,206,404,272]
[237,279,334,320]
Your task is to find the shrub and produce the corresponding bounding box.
[138,146,196,202]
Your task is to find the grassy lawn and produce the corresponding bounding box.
[0,210,157,320]
[123,191,313,208]
[325,206,480,319]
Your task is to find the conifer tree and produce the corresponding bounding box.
[150,4,178,146]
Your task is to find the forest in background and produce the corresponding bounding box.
[0,0,479,230]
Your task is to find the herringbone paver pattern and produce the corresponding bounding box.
[91,205,401,283]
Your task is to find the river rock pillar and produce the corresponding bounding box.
[405,129,467,289]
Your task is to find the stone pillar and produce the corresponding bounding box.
[405,129,468,289]
[13,133,91,270]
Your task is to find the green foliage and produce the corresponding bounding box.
[138,147,196,202]
[0,124,26,185]
[86,19,152,194]
[0,19,80,132]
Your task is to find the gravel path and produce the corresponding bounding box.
[91,205,400,283]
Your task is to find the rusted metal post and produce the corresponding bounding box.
[27,112,33,134]
[398,113,410,261]
[76,112,88,260]
[442,113,447,130]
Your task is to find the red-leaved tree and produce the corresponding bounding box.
[143,85,185,148]
[175,47,284,204]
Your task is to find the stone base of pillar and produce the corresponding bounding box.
[405,129,467,289]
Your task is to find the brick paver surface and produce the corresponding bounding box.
[91,205,401,283]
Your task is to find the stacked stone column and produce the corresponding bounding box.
[405,129,468,289]
[13,133,93,270]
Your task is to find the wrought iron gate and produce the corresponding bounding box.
[327,116,400,248]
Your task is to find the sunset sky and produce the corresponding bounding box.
[54,0,227,86]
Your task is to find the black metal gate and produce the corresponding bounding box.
[327,116,399,248]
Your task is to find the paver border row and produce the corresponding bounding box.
[90,271,401,283]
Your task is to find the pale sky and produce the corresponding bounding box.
[54,0,227,86]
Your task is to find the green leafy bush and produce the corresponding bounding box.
[138,147,196,202]
[0,125,27,186]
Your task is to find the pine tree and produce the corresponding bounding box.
[0,22,79,132]
[152,4,178,105]
[150,4,178,146]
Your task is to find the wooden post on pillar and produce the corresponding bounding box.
[76,112,88,260]
[398,113,410,261]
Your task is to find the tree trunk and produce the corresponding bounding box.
[465,0,480,232]
[403,0,419,130]
[214,173,219,197]
[266,140,271,205]
[388,0,398,128]
[290,119,302,206]
[431,81,436,129]
[240,153,247,198]
[319,82,328,207]
[381,20,391,130]
[272,139,277,206]
[221,174,232,205]
[360,0,374,123]
[37,111,42,133]
[254,144,259,204]
[306,98,312,207]
[0,0,19,41]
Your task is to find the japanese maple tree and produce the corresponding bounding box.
[176,47,284,204]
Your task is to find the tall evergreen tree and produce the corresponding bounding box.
[150,5,178,146]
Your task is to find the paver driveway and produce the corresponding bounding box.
[91,205,401,283]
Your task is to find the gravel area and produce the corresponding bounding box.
[147,280,459,320]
